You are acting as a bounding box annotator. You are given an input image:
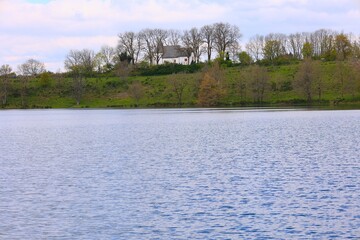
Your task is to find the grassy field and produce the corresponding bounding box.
[2,61,360,109]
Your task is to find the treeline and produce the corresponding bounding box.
[244,29,360,65]
[1,59,360,108]
[1,23,360,108]
[196,59,360,107]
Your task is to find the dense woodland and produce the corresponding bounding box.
[1,22,360,108]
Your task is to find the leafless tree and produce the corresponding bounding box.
[65,49,95,75]
[182,27,203,63]
[139,29,155,65]
[246,34,265,62]
[167,73,189,106]
[16,59,46,107]
[287,32,308,59]
[19,58,45,76]
[351,37,360,59]
[201,24,215,62]
[168,29,182,46]
[263,33,287,63]
[333,61,351,98]
[310,29,336,59]
[118,31,143,64]
[234,69,248,103]
[213,22,241,59]
[140,28,168,65]
[64,49,95,105]
[294,58,320,103]
[247,65,269,103]
[99,45,116,69]
[128,81,144,106]
[115,60,132,84]
[0,64,12,106]
[153,29,168,65]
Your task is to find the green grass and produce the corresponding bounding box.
[2,61,360,109]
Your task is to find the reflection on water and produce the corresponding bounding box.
[0,109,359,239]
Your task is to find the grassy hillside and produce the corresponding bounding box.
[2,61,360,109]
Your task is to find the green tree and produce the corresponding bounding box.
[302,42,313,58]
[335,33,352,60]
[0,64,12,106]
[238,51,252,66]
[39,72,53,88]
[263,40,286,64]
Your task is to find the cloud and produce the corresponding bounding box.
[0,0,229,71]
[0,0,359,71]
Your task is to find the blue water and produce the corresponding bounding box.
[0,109,359,239]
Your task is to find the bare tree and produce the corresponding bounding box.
[115,60,132,85]
[351,37,360,59]
[246,34,265,62]
[0,64,12,106]
[247,65,269,103]
[263,33,287,64]
[140,28,168,65]
[19,58,45,76]
[333,61,351,98]
[182,27,203,63]
[139,29,155,65]
[294,58,320,103]
[16,59,46,107]
[64,49,95,105]
[167,73,189,106]
[310,29,336,60]
[153,29,168,65]
[234,69,248,103]
[213,22,241,59]
[287,32,307,59]
[128,81,144,106]
[168,29,182,46]
[17,64,29,107]
[98,45,116,71]
[65,49,95,76]
[201,24,215,62]
[118,31,143,64]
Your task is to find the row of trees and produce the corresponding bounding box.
[196,59,360,106]
[0,59,46,107]
[117,22,241,65]
[66,28,359,77]
[245,29,360,65]
[59,22,242,78]
[1,58,360,108]
[1,24,360,107]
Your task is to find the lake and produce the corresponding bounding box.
[0,109,359,239]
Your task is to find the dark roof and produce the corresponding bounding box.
[162,46,187,58]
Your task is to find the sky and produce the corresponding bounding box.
[1,0,360,72]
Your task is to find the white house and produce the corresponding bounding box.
[159,46,194,65]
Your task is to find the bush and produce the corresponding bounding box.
[136,63,203,76]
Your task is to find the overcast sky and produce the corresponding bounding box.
[1,0,360,72]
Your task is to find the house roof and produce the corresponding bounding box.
[162,46,188,58]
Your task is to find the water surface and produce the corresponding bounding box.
[0,109,359,239]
